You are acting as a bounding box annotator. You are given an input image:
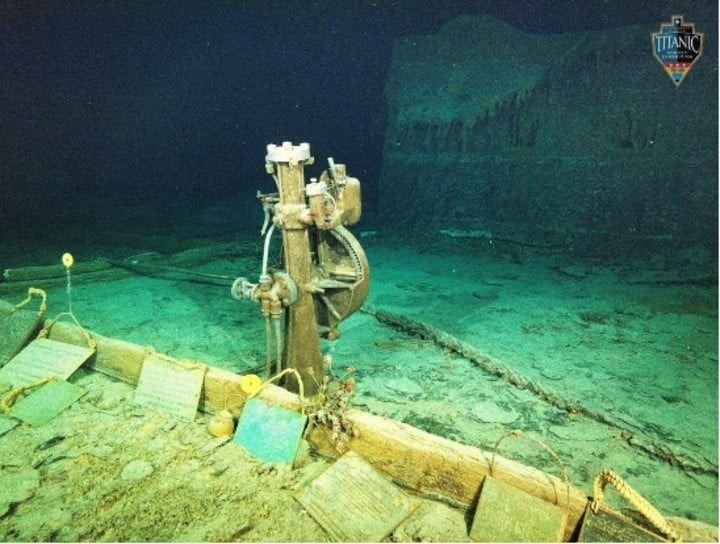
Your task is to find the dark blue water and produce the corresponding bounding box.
[3,1,715,237]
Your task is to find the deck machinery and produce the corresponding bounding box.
[231,142,370,394]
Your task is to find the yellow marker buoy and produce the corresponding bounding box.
[61,252,74,268]
[62,252,75,314]
[240,374,262,396]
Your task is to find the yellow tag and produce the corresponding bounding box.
[61,252,74,268]
[240,374,262,396]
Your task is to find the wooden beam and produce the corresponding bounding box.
[0,242,247,296]
[41,320,254,417]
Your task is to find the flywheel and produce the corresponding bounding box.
[310,225,370,339]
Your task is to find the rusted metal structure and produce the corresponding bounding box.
[231,142,369,394]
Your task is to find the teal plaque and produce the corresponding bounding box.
[234,398,307,464]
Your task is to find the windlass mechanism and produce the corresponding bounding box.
[232,141,369,394]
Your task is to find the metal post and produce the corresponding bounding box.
[265,142,323,394]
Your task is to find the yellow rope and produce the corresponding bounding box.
[1,376,56,412]
[591,469,680,542]
[11,287,48,316]
[142,346,206,371]
[38,311,96,351]
[252,367,306,416]
[491,429,571,509]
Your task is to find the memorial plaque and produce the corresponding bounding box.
[234,397,307,464]
[469,476,566,542]
[0,338,93,388]
[579,503,662,542]
[296,451,417,542]
[11,379,86,426]
[133,354,206,420]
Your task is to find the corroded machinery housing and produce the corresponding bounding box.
[232,142,369,393]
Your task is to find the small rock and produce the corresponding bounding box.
[209,461,229,477]
[161,419,178,432]
[120,459,154,483]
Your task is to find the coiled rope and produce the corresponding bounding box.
[591,469,680,542]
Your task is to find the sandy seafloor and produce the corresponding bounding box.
[0,222,717,540]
